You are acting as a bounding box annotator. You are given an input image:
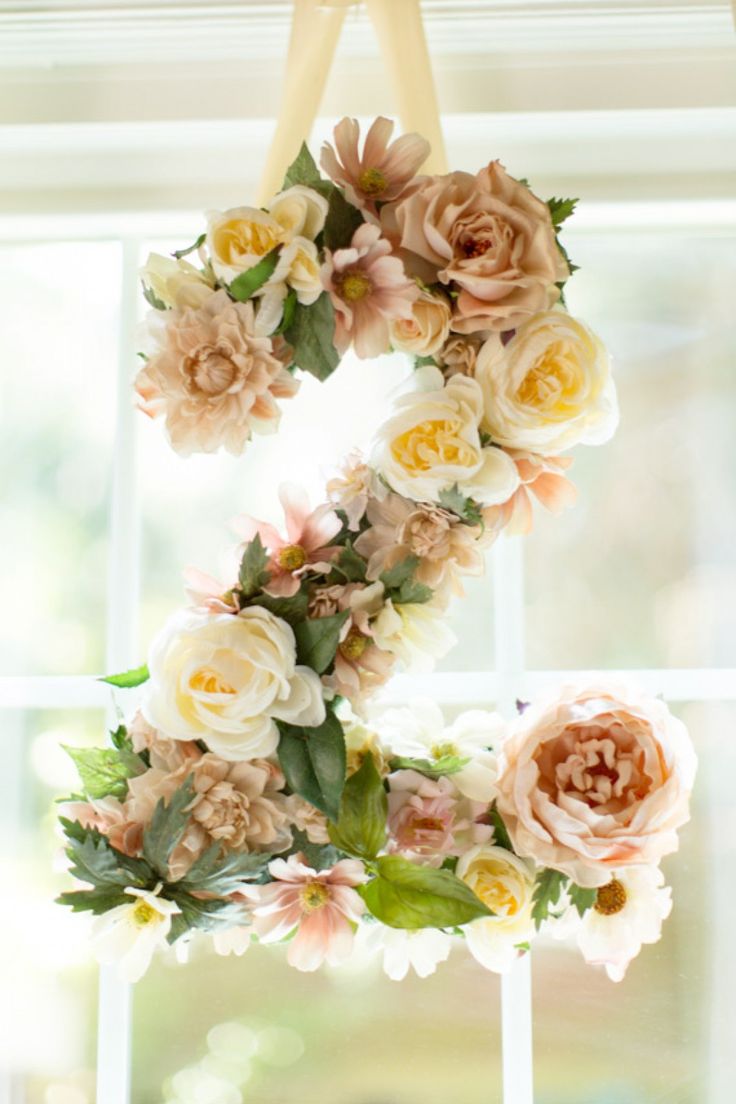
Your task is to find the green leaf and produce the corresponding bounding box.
[99,664,149,689]
[333,543,367,584]
[167,892,248,944]
[323,187,364,251]
[379,556,419,590]
[489,804,513,851]
[247,587,309,626]
[63,744,146,800]
[176,845,271,894]
[273,287,297,335]
[61,822,153,889]
[141,283,167,310]
[395,579,433,605]
[142,777,195,878]
[414,354,439,368]
[57,886,131,915]
[438,485,483,526]
[293,609,349,674]
[287,828,341,871]
[277,712,346,821]
[388,754,470,778]
[238,534,271,598]
[569,883,598,918]
[360,855,493,930]
[547,197,578,229]
[283,294,340,382]
[172,232,206,260]
[531,868,569,929]
[328,752,387,861]
[282,142,322,190]
[228,249,280,302]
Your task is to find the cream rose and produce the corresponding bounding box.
[476,310,618,453]
[140,253,215,310]
[270,237,323,305]
[143,607,326,761]
[457,844,537,973]
[495,683,697,888]
[389,290,452,357]
[371,598,457,673]
[268,185,328,241]
[206,207,287,285]
[372,366,519,505]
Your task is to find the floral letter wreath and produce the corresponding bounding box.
[58,119,696,986]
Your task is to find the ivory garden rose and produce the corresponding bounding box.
[457,844,537,973]
[143,606,325,761]
[475,310,618,453]
[372,365,519,505]
[495,683,697,888]
[389,288,452,357]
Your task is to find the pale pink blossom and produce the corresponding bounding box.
[135,290,299,456]
[182,566,239,614]
[386,770,491,865]
[320,116,429,217]
[250,853,367,971]
[232,483,342,597]
[481,452,577,537]
[495,683,697,888]
[314,581,397,705]
[321,223,418,358]
[326,450,387,531]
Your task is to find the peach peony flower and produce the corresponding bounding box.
[321,223,418,358]
[232,483,342,598]
[481,452,577,537]
[354,492,484,603]
[382,163,568,333]
[320,116,429,217]
[495,683,697,888]
[135,290,299,456]
[250,853,367,972]
[325,450,387,531]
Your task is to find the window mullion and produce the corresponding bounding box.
[492,536,534,1104]
[96,237,141,1104]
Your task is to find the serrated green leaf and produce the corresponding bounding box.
[389,754,470,778]
[547,196,578,229]
[172,232,206,260]
[228,249,280,302]
[246,587,309,625]
[142,777,195,878]
[360,855,492,930]
[141,283,167,310]
[166,892,247,944]
[569,883,597,918]
[323,187,364,251]
[489,804,513,851]
[333,543,367,583]
[176,845,271,894]
[395,579,433,604]
[283,294,340,382]
[379,555,419,591]
[293,609,349,673]
[64,824,153,889]
[57,886,131,915]
[282,142,322,189]
[531,868,569,929]
[238,533,270,598]
[328,752,387,861]
[63,744,146,800]
[287,828,341,871]
[99,664,149,689]
[438,485,483,526]
[277,712,346,821]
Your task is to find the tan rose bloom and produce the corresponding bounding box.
[389,289,452,357]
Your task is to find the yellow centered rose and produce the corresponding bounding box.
[456,844,536,973]
[389,290,452,357]
[206,206,287,285]
[475,310,618,453]
[140,253,215,310]
[372,366,519,505]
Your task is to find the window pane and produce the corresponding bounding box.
[0,709,102,1103]
[0,241,120,676]
[533,700,734,1102]
[525,232,736,670]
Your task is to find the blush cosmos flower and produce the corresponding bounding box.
[250,854,367,972]
[321,223,418,358]
[480,452,577,537]
[232,483,342,597]
[320,115,430,217]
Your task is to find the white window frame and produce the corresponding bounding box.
[2,191,736,1104]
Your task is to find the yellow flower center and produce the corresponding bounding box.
[339,271,373,302]
[472,870,521,917]
[432,741,459,760]
[515,342,580,416]
[190,668,236,695]
[594,878,627,916]
[132,900,159,927]
[340,627,368,661]
[391,419,476,476]
[358,167,388,197]
[299,881,330,913]
[278,544,307,571]
[214,217,282,262]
